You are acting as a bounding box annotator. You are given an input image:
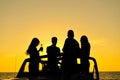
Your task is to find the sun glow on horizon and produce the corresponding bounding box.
[0,0,120,72]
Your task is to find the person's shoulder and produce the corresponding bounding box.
[56,47,60,52]
[47,45,52,49]
[65,38,69,41]
[56,46,60,50]
[73,39,79,43]
[88,42,91,48]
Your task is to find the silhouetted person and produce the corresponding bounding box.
[61,30,79,80]
[26,38,43,77]
[80,35,90,74]
[46,37,60,74]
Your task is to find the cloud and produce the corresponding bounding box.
[91,38,108,47]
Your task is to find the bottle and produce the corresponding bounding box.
[40,44,43,52]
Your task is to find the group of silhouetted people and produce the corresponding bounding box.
[26,30,91,79]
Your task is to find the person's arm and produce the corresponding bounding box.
[38,46,43,52]
[62,39,67,52]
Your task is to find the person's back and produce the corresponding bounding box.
[80,35,90,73]
[47,45,60,69]
[47,37,60,73]
[63,38,79,66]
[62,30,79,72]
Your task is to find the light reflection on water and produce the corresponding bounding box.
[99,72,120,80]
[0,72,120,80]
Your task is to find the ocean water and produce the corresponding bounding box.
[0,72,120,80]
[99,72,120,80]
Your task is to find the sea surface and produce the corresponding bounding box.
[0,72,120,80]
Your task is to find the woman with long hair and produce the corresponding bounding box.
[26,38,43,77]
[80,35,90,74]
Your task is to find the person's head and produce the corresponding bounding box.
[26,38,40,54]
[31,38,40,47]
[80,35,88,45]
[52,37,57,46]
[67,30,74,38]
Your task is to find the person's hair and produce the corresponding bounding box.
[52,37,57,42]
[26,38,40,54]
[67,30,74,38]
[52,37,57,45]
[80,35,88,44]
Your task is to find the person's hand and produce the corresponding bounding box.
[40,47,43,52]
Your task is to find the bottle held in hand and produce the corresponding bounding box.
[39,44,43,52]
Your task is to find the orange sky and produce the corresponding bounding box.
[0,0,120,72]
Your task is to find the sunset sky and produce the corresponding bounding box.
[0,0,120,72]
